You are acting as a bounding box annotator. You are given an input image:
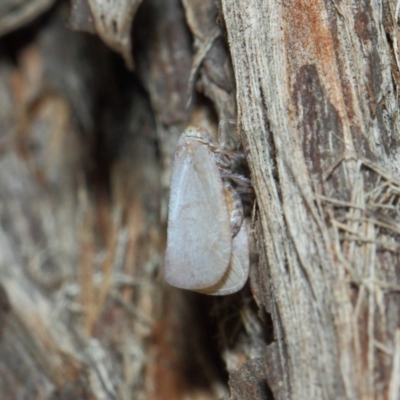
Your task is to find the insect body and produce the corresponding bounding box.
[164,126,249,295]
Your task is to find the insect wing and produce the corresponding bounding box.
[164,138,232,290]
[197,220,249,295]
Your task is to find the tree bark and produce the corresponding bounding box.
[222,1,400,399]
[0,0,399,399]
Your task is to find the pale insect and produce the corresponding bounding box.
[164,125,249,295]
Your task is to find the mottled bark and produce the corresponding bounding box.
[0,0,398,399]
[222,1,400,399]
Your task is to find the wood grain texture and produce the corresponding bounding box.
[0,0,399,399]
[222,0,400,399]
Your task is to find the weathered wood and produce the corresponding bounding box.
[87,0,142,69]
[0,0,399,399]
[222,0,400,399]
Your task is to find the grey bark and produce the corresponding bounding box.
[0,0,399,399]
[222,1,400,399]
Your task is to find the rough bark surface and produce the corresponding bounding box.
[0,0,399,399]
[222,1,400,399]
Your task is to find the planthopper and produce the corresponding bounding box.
[164,125,250,295]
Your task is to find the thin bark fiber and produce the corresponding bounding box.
[222,1,400,398]
[0,0,399,399]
